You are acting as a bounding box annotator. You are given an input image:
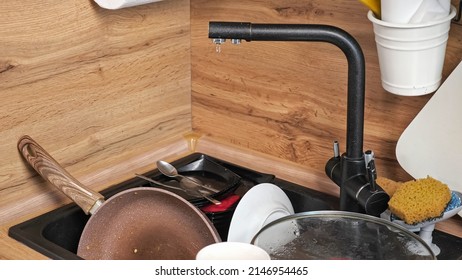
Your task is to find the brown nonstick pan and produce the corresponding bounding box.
[18,135,221,259]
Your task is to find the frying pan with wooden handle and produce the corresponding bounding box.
[18,135,221,259]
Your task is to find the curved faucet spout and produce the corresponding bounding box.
[208,21,389,215]
[209,22,365,159]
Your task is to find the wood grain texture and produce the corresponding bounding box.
[0,0,461,258]
[195,136,340,198]
[191,0,462,184]
[0,0,191,223]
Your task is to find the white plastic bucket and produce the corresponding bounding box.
[368,6,456,96]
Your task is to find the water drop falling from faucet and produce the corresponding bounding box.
[212,38,226,53]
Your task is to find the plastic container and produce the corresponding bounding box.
[368,6,456,96]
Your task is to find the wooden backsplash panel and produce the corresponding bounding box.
[0,0,191,222]
[191,0,462,182]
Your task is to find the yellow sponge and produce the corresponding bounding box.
[388,176,451,225]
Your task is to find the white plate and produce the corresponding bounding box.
[396,60,462,216]
[227,183,294,243]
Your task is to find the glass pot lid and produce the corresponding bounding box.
[251,211,436,260]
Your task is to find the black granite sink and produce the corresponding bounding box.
[8,153,462,259]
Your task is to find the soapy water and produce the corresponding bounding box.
[256,217,434,260]
[269,231,432,260]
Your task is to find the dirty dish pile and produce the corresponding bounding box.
[226,183,435,259]
[18,135,220,259]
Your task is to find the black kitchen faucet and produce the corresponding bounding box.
[208,21,389,216]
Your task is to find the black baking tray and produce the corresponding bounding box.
[141,156,242,207]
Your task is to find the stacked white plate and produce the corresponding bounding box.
[227,183,294,243]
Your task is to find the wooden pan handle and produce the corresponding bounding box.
[18,135,105,215]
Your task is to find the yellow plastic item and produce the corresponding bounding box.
[359,0,381,18]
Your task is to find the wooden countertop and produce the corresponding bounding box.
[0,135,461,259]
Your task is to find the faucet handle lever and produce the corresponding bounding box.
[364,150,374,166]
[365,150,378,191]
[212,38,226,53]
[333,141,340,158]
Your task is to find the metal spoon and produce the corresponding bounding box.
[156,160,219,193]
[156,160,222,205]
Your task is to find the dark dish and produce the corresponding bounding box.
[140,155,242,207]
